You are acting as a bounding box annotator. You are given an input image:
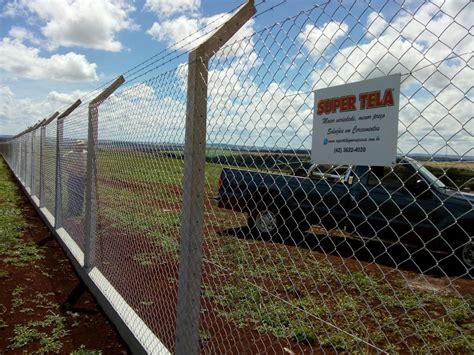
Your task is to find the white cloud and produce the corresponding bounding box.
[147,12,255,56]
[302,2,472,88]
[121,83,156,100]
[98,80,186,143]
[366,12,388,38]
[0,85,87,134]
[3,0,137,52]
[147,15,198,47]
[206,79,313,150]
[46,90,89,104]
[0,37,98,81]
[8,26,43,46]
[297,2,473,156]
[145,0,200,18]
[298,21,348,56]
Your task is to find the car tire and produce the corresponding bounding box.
[247,203,309,242]
[444,224,473,276]
[455,237,473,275]
[248,206,283,240]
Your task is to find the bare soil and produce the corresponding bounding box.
[0,164,128,354]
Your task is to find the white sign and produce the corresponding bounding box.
[312,74,400,166]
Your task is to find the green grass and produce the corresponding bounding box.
[0,159,43,267]
[202,233,474,352]
[97,150,240,193]
[7,151,473,352]
[12,286,25,308]
[71,345,102,355]
[0,159,71,353]
[9,314,68,354]
[90,153,474,352]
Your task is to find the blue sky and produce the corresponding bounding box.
[0,0,323,132]
[0,1,314,98]
[0,1,248,96]
[0,0,472,156]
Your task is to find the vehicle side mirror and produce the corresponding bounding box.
[410,179,431,197]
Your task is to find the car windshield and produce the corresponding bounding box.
[411,160,446,189]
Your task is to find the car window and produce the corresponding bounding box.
[367,164,416,189]
[310,165,349,183]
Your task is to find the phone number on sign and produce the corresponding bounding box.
[334,147,367,153]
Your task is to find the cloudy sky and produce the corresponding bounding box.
[0,0,472,156]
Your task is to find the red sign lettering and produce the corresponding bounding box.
[359,89,394,110]
[317,95,356,115]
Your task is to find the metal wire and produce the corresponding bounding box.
[0,0,472,353]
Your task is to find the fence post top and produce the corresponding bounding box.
[58,99,82,121]
[90,75,125,107]
[191,0,256,61]
[42,111,60,126]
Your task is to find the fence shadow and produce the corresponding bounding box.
[218,226,470,278]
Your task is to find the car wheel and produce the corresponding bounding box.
[248,205,309,242]
[248,207,282,240]
[459,238,474,271]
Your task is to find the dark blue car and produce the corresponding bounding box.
[216,157,474,271]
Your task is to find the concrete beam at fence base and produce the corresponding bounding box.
[175,1,256,355]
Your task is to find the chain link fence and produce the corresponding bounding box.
[1,0,473,353]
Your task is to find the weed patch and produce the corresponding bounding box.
[10,313,68,354]
[71,345,102,355]
[0,160,43,267]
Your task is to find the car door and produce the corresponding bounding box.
[293,165,351,229]
[351,163,438,246]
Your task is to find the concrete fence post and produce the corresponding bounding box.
[30,130,36,195]
[175,1,256,354]
[39,126,45,206]
[29,120,47,195]
[26,132,31,189]
[39,113,58,208]
[84,76,125,271]
[22,134,27,183]
[54,100,82,229]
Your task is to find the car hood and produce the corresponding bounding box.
[443,189,474,204]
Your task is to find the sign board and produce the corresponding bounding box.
[312,74,400,166]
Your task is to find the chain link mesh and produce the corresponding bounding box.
[0,0,472,353]
[42,120,57,214]
[32,129,41,196]
[196,1,473,353]
[93,65,188,350]
[60,105,89,250]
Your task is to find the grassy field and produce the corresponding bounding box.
[424,161,474,191]
[94,150,474,353]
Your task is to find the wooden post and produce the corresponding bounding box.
[84,76,125,271]
[55,100,82,229]
[175,1,256,354]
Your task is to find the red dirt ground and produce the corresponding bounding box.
[0,166,128,354]
[93,173,473,354]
